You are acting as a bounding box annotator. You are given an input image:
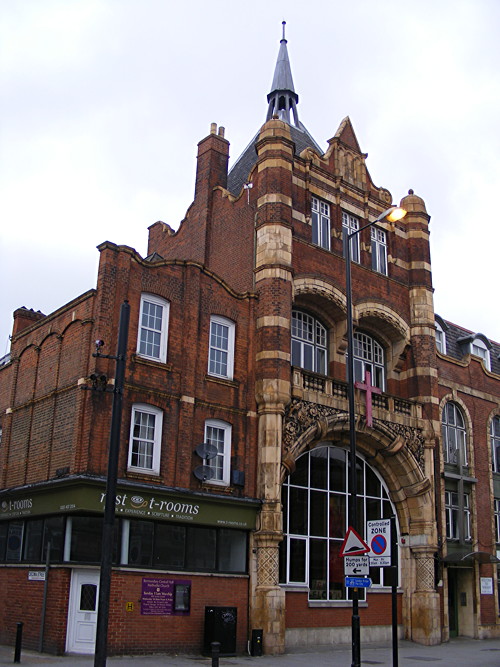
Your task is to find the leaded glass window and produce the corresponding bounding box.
[291,310,328,375]
[281,444,396,601]
[442,402,467,466]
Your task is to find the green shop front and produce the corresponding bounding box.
[0,478,260,655]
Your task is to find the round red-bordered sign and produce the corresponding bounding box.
[371,534,387,555]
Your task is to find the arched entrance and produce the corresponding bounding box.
[280,398,441,646]
[280,443,397,602]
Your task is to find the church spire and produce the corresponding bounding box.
[266,21,300,126]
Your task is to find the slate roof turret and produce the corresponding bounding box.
[227,22,322,196]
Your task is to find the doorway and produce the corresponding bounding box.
[66,569,100,654]
[447,567,475,638]
[447,568,458,637]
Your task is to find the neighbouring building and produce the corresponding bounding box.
[0,27,499,656]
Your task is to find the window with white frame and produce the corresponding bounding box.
[311,197,331,250]
[445,491,471,541]
[470,338,491,371]
[371,227,388,275]
[442,402,467,466]
[495,499,500,544]
[435,321,446,354]
[353,331,385,390]
[137,294,169,363]
[208,316,235,380]
[204,419,231,485]
[291,310,328,375]
[128,404,163,475]
[491,417,500,473]
[342,211,360,263]
[280,444,397,600]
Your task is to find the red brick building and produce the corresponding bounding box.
[0,29,499,656]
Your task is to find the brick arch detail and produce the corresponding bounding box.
[356,300,410,346]
[293,277,346,313]
[281,400,430,531]
[487,408,500,431]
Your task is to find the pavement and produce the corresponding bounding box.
[2,637,500,667]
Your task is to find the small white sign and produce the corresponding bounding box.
[28,570,45,581]
[344,555,370,576]
[481,577,493,595]
[370,555,391,567]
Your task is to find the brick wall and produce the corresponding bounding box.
[285,591,402,628]
[0,566,248,655]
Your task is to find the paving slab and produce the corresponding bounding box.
[2,637,500,667]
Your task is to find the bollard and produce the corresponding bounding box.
[14,622,23,663]
[211,641,221,667]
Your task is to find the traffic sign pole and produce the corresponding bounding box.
[391,515,398,667]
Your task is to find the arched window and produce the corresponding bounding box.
[353,331,385,390]
[280,444,396,601]
[435,320,446,354]
[291,310,327,375]
[137,294,170,363]
[204,419,232,486]
[127,404,163,475]
[208,315,236,380]
[311,197,331,250]
[491,416,500,473]
[442,402,467,465]
[470,337,491,371]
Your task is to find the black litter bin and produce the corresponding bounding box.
[250,628,263,656]
[204,606,237,657]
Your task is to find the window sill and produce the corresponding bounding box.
[132,354,172,372]
[200,483,234,495]
[205,374,239,388]
[126,470,162,481]
[280,584,309,592]
[309,600,368,608]
[115,565,249,578]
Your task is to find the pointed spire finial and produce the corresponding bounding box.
[266,22,299,126]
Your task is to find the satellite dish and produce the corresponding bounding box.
[195,442,218,460]
[193,465,215,482]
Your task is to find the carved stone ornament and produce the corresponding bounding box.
[377,420,425,469]
[283,398,342,457]
[283,397,425,471]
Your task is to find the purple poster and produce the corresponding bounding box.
[141,578,191,615]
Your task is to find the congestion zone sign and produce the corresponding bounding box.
[367,519,391,566]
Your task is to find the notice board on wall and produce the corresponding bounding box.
[141,577,191,615]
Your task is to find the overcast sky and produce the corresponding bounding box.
[1,0,499,358]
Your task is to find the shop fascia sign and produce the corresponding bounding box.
[0,483,258,529]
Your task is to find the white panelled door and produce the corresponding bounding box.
[66,570,99,654]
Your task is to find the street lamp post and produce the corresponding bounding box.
[94,300,130,667]
[344,206,406,667]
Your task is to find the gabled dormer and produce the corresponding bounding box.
[457,332,493,371]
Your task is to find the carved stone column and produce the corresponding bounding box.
[251,498,285,654]
[250,396,288,654]
[410,547,441,645]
